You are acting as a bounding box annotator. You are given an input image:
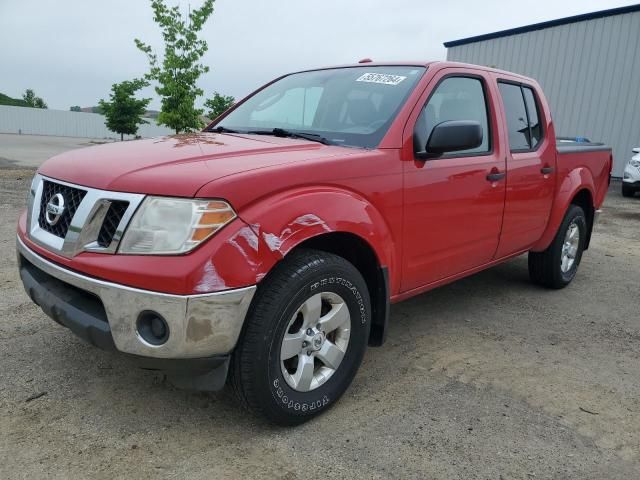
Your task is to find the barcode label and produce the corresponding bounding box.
[356,73,407,86]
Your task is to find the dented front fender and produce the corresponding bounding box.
[236,187,398,290]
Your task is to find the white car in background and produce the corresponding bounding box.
[622,147,640,198]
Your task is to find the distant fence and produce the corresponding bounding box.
[0,105,173,139]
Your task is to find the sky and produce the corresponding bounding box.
[0,0,636,111]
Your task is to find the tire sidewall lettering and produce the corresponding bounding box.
[310,276,367,325]
[272,378,330,412]
[268,271,370,415]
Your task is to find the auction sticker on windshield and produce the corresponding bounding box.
[356,73,407,86]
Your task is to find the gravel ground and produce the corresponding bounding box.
[0,134,114,168]
[1,169,639,479]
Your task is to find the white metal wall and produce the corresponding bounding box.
[0,105,173,140]
[446,10,640,176]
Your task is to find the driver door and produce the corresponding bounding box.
[401,70,506,292]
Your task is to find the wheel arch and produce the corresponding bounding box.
[288,232,390,347]
[238,186,396,347]
[569,188,595,249]
[531,168,596,252]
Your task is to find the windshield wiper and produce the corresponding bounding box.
[210,126,240,133]
[248,128,332,145]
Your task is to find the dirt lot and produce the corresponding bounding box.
[1,169,639,479]
[0,134,113,168]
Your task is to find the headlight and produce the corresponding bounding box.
[630,159,640,168]
[119,197,236,254]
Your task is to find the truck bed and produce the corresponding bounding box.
[556,137,612,154]
[555,138,612,211]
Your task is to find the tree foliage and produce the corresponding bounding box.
[204,92,234,120]
[23,89,47,109]
[99,79,151,141]
[0,92,29,107]
[135,0,215,134]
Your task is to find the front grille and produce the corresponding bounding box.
[97,201,129,248]
[29,175,143,257]
[38,180,87,238]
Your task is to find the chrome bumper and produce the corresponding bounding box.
[17,236,256,359]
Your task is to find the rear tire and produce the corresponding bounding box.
[528,204,587,289]
[622,183,635,198]
[229,249,371,425]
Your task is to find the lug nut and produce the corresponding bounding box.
[316,323,322,329]
[302,341,308,347]
[307,351,312,356]
[306,328,313,335]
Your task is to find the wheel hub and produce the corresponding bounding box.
[560,220,580,273]
[309,331,325,351]
[280,291,351,392]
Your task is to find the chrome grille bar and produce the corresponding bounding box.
[27,174,145,258]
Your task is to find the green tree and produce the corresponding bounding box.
[135,0,215,134]
[99,79,151,141]
[23,89,47,109]
[204,92,234,120]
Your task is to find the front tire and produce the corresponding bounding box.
[528,204,587,289]
[622,183,635,198]
[230,249,371,425]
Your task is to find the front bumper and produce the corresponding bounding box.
[623,163,640,183]
[17,236,256,360]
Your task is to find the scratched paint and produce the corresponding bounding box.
[227,226,259,268]
[194,259,227,293]
[262,232,283,253]
[236,225,259,252]
[260,214,331,256]
[291,214,331,231]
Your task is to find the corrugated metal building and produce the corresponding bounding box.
[0,105,173,140]
[445,4,640,177]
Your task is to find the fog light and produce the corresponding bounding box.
[136,311,169,346]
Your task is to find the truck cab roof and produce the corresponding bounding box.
[298,60,538,84]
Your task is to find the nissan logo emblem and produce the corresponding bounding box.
[45,193,66,226]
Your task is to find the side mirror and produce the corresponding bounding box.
[417,120,483,159]
[633,147,640,154]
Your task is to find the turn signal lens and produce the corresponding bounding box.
[190,201,236,242]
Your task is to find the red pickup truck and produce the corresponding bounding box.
[17,61,611,425]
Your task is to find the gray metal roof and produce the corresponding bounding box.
[444,3,640,47]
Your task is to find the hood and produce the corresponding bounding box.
[38,133,353,197]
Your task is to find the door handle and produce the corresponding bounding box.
[486,172,506,182]
[541,166,554,175]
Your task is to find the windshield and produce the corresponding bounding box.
[212,66,426,148]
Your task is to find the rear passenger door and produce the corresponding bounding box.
[494,81,556,258]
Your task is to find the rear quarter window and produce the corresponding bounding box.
[522,87,542,148]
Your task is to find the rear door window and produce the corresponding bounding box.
[498,82,530,151]
[498,82,544,151]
